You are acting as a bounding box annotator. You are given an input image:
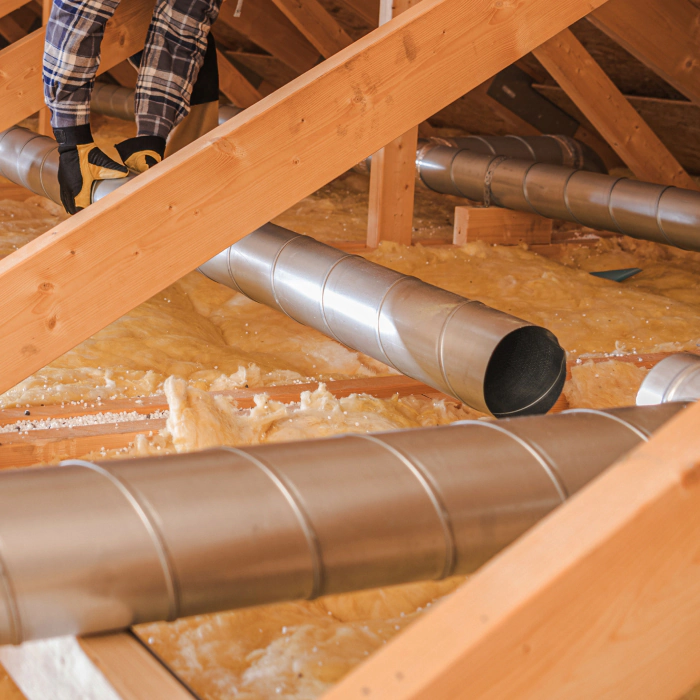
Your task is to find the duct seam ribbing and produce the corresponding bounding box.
[0,537,22,645]
[318,252,356,344]
[70,460,181,621]
[510,135,537,162]
[654,186,676,248]
[375,276,416,372]
[564,409,651,440]
[561,169,592,228]
[268,234,304,321]
[446,147,465,198]
[606,178,627,235]
[436,300,474,401]
[354,434,457,580]
[224,247,244,294]
[471,421,570,501]
[519,161,541,215]
[222,448,325,599]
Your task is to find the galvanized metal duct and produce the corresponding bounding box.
[198,224,565,416]
[637,353,700,405]
[355,134,607,175]
[0,126,565,416]
[418,144,700,252]
[90,81,243,126]
[0,401,685,645]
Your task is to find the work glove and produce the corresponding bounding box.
[115,136,166,174]
[54,125,129,215]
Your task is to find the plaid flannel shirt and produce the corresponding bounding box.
[43,0,221,138]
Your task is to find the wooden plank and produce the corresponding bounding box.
[453,206,552,245]
[0,0,25,20]
[216,48,263,108]
[532,29,699,189]
[336,0,378,25]
[79,633,196,700]
[0,14,25,43]
[0,0,612,398]
[324,398,700,700]
[269,0,353,58]
[589,0,700,107]
[0,0,153,133]
[216,0,320,74]
[366,126,419,247]
[366,0,419,248]
[0,633,194,700]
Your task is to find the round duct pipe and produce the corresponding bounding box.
[91,82,244,126]
[0,401,685,645]
[637,353,700,405]
[198,224,565,416]
[418,144,700,252]
[355,134,607,175]
[0,126,566,416]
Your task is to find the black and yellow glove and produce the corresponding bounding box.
[115,136,166,174]
[54,125,129,215]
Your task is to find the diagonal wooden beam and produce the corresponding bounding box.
[0,0,25,20]
[533,28,698,189]
[0,0,154,133]
[0,0,611,396]
[216,0,320,75]
[216,48,263,108]
[335,0,378,25]
[0,13,24,42]
[323,399,700,700]
[589,0,700,107]
[269,0,353,57]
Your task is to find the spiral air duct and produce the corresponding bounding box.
[0,401,685,645]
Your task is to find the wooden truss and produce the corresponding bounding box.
[0,0,700,697]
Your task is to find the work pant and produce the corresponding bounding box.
[43,0,222,139]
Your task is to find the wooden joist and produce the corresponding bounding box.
[589,0,700,107]
[216,48,263,108]
[216,0,320,75]
[0,0,611,397]
[533,28,698,190]
[0,633,195,700]
[0,375,452,468]
[324,397,700,700]
[270,0,353,58]
[0,0,154,132]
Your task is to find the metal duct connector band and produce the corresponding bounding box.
[0,128,60,204]
[417,146,700,252]
[637,353,700,405]
[91,82,136,121]
[0,402,685,645]
[199,224,566,416]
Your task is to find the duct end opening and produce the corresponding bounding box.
[484,327,566,418]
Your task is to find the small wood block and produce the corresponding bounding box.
[453,206,552,246]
